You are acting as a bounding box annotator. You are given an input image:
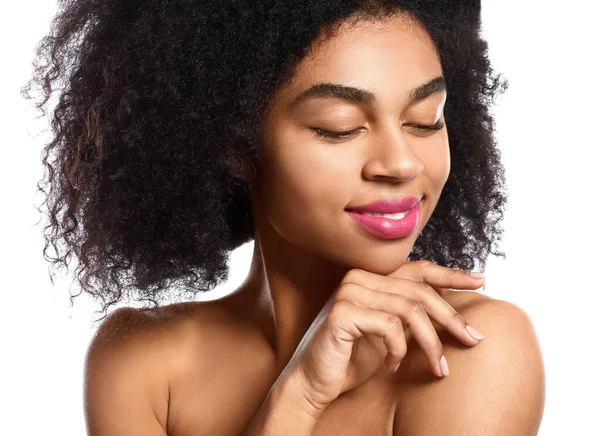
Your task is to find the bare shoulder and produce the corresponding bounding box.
[84,302,217,435]
[394,291,546,435]
[84,300,274,436]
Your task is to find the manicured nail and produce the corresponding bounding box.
[466,324,485,340]
[468,271,485,279]
[440,355,449,377]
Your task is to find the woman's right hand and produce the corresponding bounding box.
[282,260,487,417]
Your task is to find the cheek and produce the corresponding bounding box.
[417,136,451,199]
[432,155,450,196]
[258,138,354,247]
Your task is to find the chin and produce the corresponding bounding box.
[335,244,415,276]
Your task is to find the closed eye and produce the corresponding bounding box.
[312,120,445,140]
[407,120,445,131]
[312,127,364,139]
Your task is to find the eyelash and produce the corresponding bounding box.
[313,120,445,139]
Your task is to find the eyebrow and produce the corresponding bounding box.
[290,75,446,107]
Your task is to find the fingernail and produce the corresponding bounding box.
[468,271,485,279]
[393,362,401,372]
[465,324,485,340]
[440,355,449,377]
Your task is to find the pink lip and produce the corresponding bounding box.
[346,200,421,240]
[346,195,422,214]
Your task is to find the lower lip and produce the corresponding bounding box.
[346,202,421,240]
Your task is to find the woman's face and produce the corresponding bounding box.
[251,14,450,275]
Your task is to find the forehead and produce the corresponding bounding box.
[275,14,443,106]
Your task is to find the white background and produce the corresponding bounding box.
[1,1,598,434]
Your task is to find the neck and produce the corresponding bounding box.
[224,221,349,373]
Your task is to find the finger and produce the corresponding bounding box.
[341,273,482,348]
[397,297,447,377]
[388,260,485,290]
[337,282,447,377]
[328,299,408,373]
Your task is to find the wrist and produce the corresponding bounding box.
[270,368,329,422]
[242,376,321,436]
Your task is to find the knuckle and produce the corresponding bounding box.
[385,314,403,331]
[416,281,436,294]
[416,259,433,269]
[405,298,425,315]
[451,310,465,323]
[331,299,351,317]
[390,320,408,356]
[334,282,349,300]
[335,282,358,303]
[328,300,350,327]
[395,345,408,359]
[343,268,364,284]
[397,339,408,355]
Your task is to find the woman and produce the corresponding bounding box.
[23,0,545,434]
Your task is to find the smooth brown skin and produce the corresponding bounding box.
[84,14,545,436]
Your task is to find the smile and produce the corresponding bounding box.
[346,201,421,240]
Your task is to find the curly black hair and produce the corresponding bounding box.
[22,0,508,323]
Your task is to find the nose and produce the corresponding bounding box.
[362,125,424,182]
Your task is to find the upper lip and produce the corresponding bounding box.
[346,195,422,214]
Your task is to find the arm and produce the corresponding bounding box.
[243,369,326,436]
[84,308,170,436]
